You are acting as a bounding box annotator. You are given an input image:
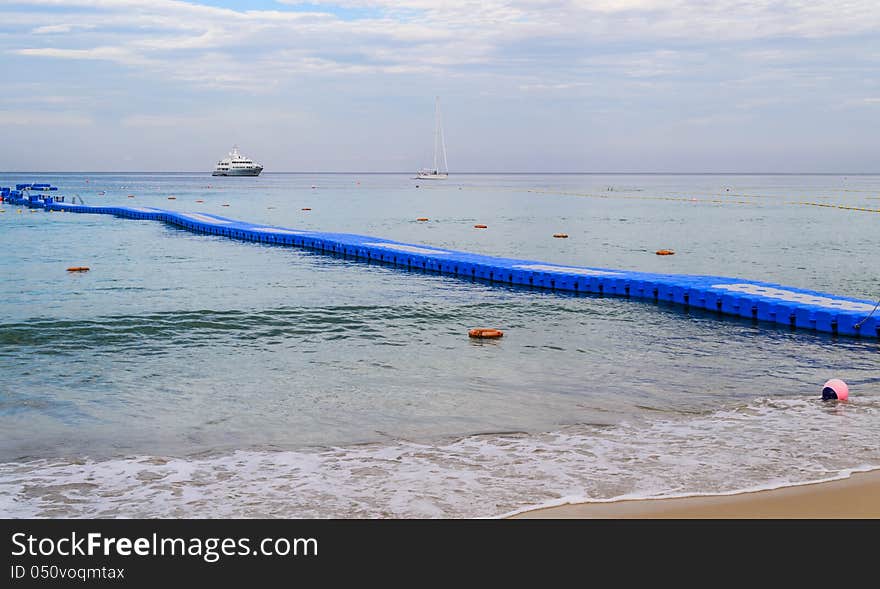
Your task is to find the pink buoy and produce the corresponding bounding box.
[821,378,849,401]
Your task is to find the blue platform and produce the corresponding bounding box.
[6,189,878,340]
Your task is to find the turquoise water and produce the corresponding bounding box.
[1,173,878,517]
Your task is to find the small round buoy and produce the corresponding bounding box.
[553,233,568,238]
[415,185,420,188]
[822,378,849,401]
[468,328,503,339]
[655,249,675,255]
[66,266,90,272]
[417,217,429,222]
[474,224,488,229]
[311,185,317,189]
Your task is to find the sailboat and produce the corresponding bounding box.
[415,97,448,180]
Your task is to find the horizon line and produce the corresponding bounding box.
[3,171,880,176]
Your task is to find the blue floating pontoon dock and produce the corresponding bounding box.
[4,187,878,339]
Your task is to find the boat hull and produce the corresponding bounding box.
[212,167,263,177]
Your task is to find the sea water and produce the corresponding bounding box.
[1,172,878,517]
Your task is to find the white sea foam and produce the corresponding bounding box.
[1,397,879,518]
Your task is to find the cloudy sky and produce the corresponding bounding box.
[1,0,878,172]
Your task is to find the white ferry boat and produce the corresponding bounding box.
[213,145,263,176]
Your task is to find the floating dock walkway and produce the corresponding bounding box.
[3,186,878,339]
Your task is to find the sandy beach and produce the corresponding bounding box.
[512,469,880,519]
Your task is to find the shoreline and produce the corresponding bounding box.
[510,469,880,518]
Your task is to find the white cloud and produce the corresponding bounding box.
[836,96,880,109]
[7,0,880,92]
[0,110,93,126]
[519,81,589,91]
[32,23,95,34]
[17,46,149,64]
[121,108,308,128]
[120,114,203,127]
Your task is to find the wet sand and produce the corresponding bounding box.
[511,469,880,518]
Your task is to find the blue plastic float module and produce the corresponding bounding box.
[18,195,879,340]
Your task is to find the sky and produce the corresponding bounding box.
[0,0,878,172]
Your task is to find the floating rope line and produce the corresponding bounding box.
[795,202,880,213]
[855,298,880,330]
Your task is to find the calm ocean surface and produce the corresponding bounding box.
[1,172,878,517]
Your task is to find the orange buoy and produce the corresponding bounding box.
[302,207,312,211]
[553,233,568,238]
[474,224,488,229]
[655,249,675,255]
[416,217,429,222]
[468,328,504,339]
[66,266,90,272]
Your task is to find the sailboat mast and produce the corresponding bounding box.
[415,96,448,178]
[433,96,440,172]
[438,101,448,174]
